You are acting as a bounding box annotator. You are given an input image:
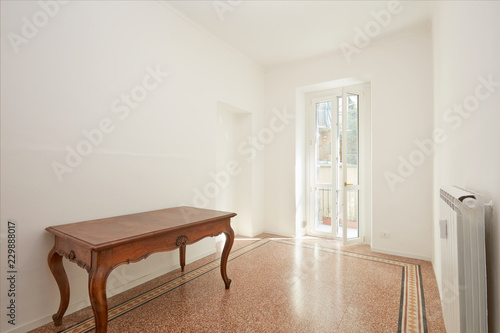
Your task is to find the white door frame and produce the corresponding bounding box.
[306,84,370,245]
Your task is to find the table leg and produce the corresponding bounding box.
[88,266,110,333]
[47,246,70,326]
[220,227,234,289]
[179,245,186,272]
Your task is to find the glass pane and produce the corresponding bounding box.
[315,188,332,233]
[346,94,359,185]
[316,101,331,184]
[336,97,343,238]
[337,96,342,171]
[346,190,359,239]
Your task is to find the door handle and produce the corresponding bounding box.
[344,182,353,187]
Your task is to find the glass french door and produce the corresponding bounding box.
[308,86,363,245]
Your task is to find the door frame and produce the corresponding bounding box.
[305,84,371,245]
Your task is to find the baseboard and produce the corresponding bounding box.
[261,229,296,238]
[371,247,431,261]
[4,247,216,333]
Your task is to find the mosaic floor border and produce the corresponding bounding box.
[52,237,427,333]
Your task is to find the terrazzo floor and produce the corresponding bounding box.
[31,234,446,333]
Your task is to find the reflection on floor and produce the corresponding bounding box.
[31,234,446,333]
[315,222,358,238]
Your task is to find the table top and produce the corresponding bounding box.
[46,206,236,249]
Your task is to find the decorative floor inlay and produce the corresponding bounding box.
[40,237,431,333]
[275,239,428,333]
[58,238,271,333]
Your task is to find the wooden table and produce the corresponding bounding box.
[46,206,236,333]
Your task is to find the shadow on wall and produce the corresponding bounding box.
[485,203,497,331]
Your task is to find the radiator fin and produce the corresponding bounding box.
[439,186,487,333]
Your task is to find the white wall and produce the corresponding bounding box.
[0,1,264,332]
[264,28,434,259]
[433,2,500,331]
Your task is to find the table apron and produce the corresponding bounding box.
[90,218,233,272]
[54,237,92,272]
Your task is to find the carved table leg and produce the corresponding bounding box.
[48,246,70,326]
[220,227,234,289]
[179,245,186,272]
[88,266,110,333]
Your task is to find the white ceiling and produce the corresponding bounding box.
[163,0,433,68]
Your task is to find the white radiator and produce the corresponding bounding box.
[439,186,488,333]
